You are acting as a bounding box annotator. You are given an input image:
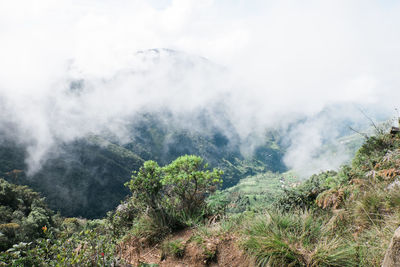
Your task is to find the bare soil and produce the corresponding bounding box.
[120,228,252,267]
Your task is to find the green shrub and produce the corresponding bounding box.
[106,197,141,238]
[0,178,56,252]
[0,221,123,266]
[129,214,171,245]
[125,155,223,232]
[243,211,357,267]
[162,239,185,258]
[311,238,357,267]
[274,173,328,212]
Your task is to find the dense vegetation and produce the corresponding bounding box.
[0,155,223,266]
[0,136,144,218]
[0,178,124,266]
[0,113,286,218]
[0,178,56,251]
[241,130,400,266]
[1,118,397,266]
[123,155,223,239]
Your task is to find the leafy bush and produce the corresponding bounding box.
[125,155,223,232]
[266,131,400,266]
[0,178,123,266]
[275,171,338,212]
[162,155,223,216]
[352,133,400,175]
[0,178,56,251]
[0,220,122,266]
[129,214,171,245]
[106,198,140,239]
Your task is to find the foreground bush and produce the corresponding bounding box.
[243,211,357,267]
[0,178,56,252]
[125,155,223,236]
[264,132,400,266]
[0,220,122,266]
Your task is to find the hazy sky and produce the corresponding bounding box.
[0,0,399,174]
[1,0,399,108]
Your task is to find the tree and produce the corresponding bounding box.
[125,160,162,211]
[125,155,223,227]
[162,155,223,215]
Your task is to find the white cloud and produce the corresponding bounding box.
[0,0,399,173]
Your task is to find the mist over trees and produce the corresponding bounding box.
[1,1,400,266]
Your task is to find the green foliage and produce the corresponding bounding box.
[266,132,400,265]
[0,178,55,251]
[243,211,357,267]
[129,214,171,245]
[106,197,140,238]
[162,155,223,216]
[352,133,400,175]
[0,113,286,218]
[125,155,223,233]
[0,179,124,266]
[126,160,163,210]
[162,239,185,258]
[206,190,230,215]
[275,170,339,212]
[0,136,145,219]
[216,171,300,214]
[62,217,85,234]
[0,219,123,266]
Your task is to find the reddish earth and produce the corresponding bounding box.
[120,228,253,266]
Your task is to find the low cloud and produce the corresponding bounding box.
[0,0,399,174]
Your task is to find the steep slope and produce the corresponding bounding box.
[0,136,144,218]
[124,112,287,188]
[241,130,400,266]
[0,120,286,218]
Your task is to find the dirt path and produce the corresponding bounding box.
[120,228,252,266]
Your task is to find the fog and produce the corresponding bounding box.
[1,0,399,176]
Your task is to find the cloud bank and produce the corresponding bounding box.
[0,0,399,175]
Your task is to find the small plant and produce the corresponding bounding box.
[129,215,170,245]
[162,239,185,258]
[202,243,217,263]
[139,263,159,267]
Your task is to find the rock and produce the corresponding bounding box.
[382,226,400,267]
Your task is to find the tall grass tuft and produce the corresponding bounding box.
[243,211,357,267]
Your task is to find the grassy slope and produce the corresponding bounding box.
[2,129,398,266]
[239,132,400,266]
[217,171,300,212]
[214,131,364,214]
[152,130,394,267]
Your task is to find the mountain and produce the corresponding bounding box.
[0,135,144,218]
[0,103,370,218]
[0,49,376,219]
[0,110,287,218]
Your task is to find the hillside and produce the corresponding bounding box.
[0,112,287,218]
[0,136,144,218]
[121,128,400,266]
[1,127,400,266]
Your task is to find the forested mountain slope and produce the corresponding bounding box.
[0,112,286,218]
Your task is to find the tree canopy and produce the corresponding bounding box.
[125,155,223,227]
